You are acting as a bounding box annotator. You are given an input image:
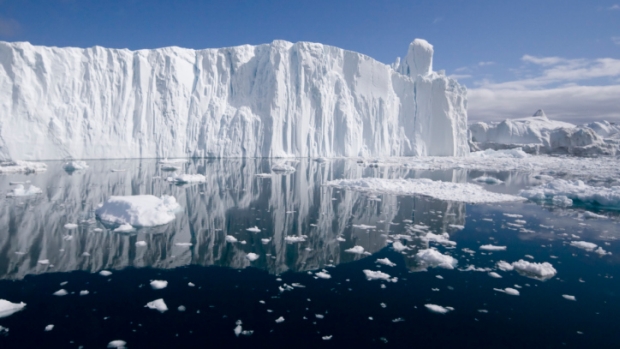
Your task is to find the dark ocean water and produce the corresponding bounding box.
[0,159,618,348]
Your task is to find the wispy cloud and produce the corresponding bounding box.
[468,55,620,123]
[433,17,443,24]
[0,16,20,37]
[608,4,620,10]
[613,37,620,45]
[478,61,495,66]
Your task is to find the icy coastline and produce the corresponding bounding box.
[0,39,468,160]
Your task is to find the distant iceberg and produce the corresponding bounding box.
[0,39,468,160]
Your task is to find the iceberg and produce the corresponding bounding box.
[0,299,26,318]
[520,179,620,208]
[0,39,467,160]
[469,110,620,156]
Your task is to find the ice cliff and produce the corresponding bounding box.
[469,110,620,156]
[0,39,468,160]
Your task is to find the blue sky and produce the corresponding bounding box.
[1,0,619,123]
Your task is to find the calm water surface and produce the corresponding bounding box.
[0,159,618,348]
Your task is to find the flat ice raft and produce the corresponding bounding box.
[324,178,524,203]
[95,195,181,227]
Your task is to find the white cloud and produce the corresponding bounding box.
[613,37,620,45]
[467,55,620,124]
[608,4,620,10]
[478,61,495,66]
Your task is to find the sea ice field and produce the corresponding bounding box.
[0,155,619,348]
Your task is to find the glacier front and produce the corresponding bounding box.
[0,39,467,160]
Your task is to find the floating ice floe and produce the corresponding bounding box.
[322,335,333,340]
[562,295,577,301]
[496,261,514,271]
[6,184,43,197]
[423,232,456,246]
[63,161,88,171]
[53,289,68,296]
[494,287,520,296]
[570,241,597,251]
[425,304,454,314]
[107,340,127,348]
[284,235,306,243]
[345,246,365,254]
[415,249,458,270]
[315,271,331,279]
[38,259,49,265]
[275,316,285,323]
[261,238,270,244]
[255,173,272,178]
[489,272,502,278]
[225,235,238,243]
[166,173,206,184]
[583,211,607,219]
[175,242,192,247]
[352,224,375,230]
[80,290,89,296]
[99,270,112,276]
[145,299,168,313]
[392,241,408,252]
[44,324,54,331]
[0,299,26,318]
[150,280,168,290]
[473,176,503,184]
[246,253,259,262]
[0,160,47,174]
[96,195,181,227]
[271,163,296,173]
[480,244,507,251]
[64,223,78,229]
[376,258,396,267]
[135,241,147,247]
[325,178,524,203]
[511,260,557,281]
[246,226,261,233]
[363,270,397,282]
[113,223,135,233]
[520,179,620,208]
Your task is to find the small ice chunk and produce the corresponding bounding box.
[64,223,78,229]
[480,245,507,251]
[175,242,192,247]
[53,289,68,296]
[188,282,195,287]
[107,340,127,348]
[496,261,514,271]
[275,316,285,323]
[261,238,271,244]
[336,236,346,242]
[424,232,456,246]
[315,271,331,279]
[0,299,26,318]
[570,241,597,251]
[246,226,261,233]
[322,335,333,340]
[363,270,396,282]
[95,195,181,227]
[284,235,306,243]
[449,224,465,230]
[80,290,89,296]
[44,324,54,331]
[145,299,168,313]
[424,304,453,314]
[512,260,557,281]
[345,246,365,254]
[562,295,576,301]
[113,223,135,233]
[225,235,237,243]
[167,173,206,184]
[64,161,88,171]
[178,305,186,311]
[99,270,112,276]
[246,253,259,262]
[415,249,458,269]
[135,241,147,247]
[392,241,408,252]
[6,184,43,197]
[376,258,396,267]
[494,287,520,296]
[488,272,502,278]
[150,280,168,290]
[473,176,503,184]
[38,259,50,265]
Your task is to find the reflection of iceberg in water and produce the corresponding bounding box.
[0,159,466,280]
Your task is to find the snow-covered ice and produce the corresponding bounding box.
[225,235,238,243]
[166,173,206,184]
[113,223,135,233]
[0,299,26,318]
[494,288,520,296]
[362,270,396,282]
[376,258,396,267]
[570,241,598,251]
[107,340,127,348]
[520,179,620,208]
[473,176,503,184]
[325,178,524,203]
[53,289,68,296]
[271,163,296,173]
[246,253,259,262]
[44,325,54,331]
[95,195,181,227]
[246,226,261,233]
[0,160,47,173]
[562,295,576,301]
[345,246,365,254]
[275,316,285,323]
[0,39,467,160]
[145,299,168,313]
[99,270,112,276]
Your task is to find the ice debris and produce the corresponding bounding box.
[425,304,454,314]
[0,299,26,318]
[415,249,458,269]
[95,195,181,227]
[150,280,168,290]
[145,299,168,313]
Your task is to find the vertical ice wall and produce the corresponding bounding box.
[0,39,468,160]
